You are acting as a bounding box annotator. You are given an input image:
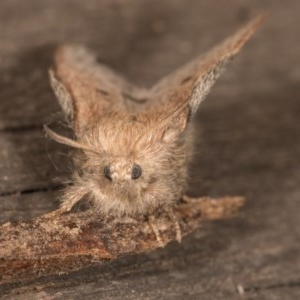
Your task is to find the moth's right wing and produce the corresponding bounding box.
[149,14,266,117]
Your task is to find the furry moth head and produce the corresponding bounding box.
[46,14,265,215]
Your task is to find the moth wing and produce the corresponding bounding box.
[149,14,266,117]
[50,45,147,134]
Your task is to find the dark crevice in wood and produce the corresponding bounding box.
[245,279,300,292]
[0,124,42,133]
[0,184,62,198]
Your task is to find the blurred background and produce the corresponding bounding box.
[0,1,299,299]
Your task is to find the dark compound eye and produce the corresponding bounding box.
[131,163,142,180]
[103,166,112,180]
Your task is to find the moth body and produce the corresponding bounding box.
[46,15,264,218]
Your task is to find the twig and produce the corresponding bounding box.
[0,196,244,283]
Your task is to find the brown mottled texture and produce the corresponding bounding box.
[0,196,243,283]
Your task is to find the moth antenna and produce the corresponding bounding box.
[44,125,97,153]
[133,94,191,148]
[157,94,191,125]
[134,13,267,147]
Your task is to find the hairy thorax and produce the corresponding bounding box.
[71,114,188,216]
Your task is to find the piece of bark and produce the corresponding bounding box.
[0,196,244,284]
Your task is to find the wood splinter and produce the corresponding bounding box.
[0,196,244,283]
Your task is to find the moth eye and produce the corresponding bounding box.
[131,163,142,180]
[103,166,112,180]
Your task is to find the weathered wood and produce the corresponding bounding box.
[0,0,300,299]
[0,130,67,194]
[0,191,56,225]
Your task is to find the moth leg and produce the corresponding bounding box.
[59,185,90,213]
[167,206,182,243]
[174,218,182,243]
[148,214,164,247]
[182,194,194,203]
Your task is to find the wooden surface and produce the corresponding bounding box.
[0,0,299,299]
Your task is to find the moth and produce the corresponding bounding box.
[45,15,264,243]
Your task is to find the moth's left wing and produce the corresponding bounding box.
[50,45,147,134]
